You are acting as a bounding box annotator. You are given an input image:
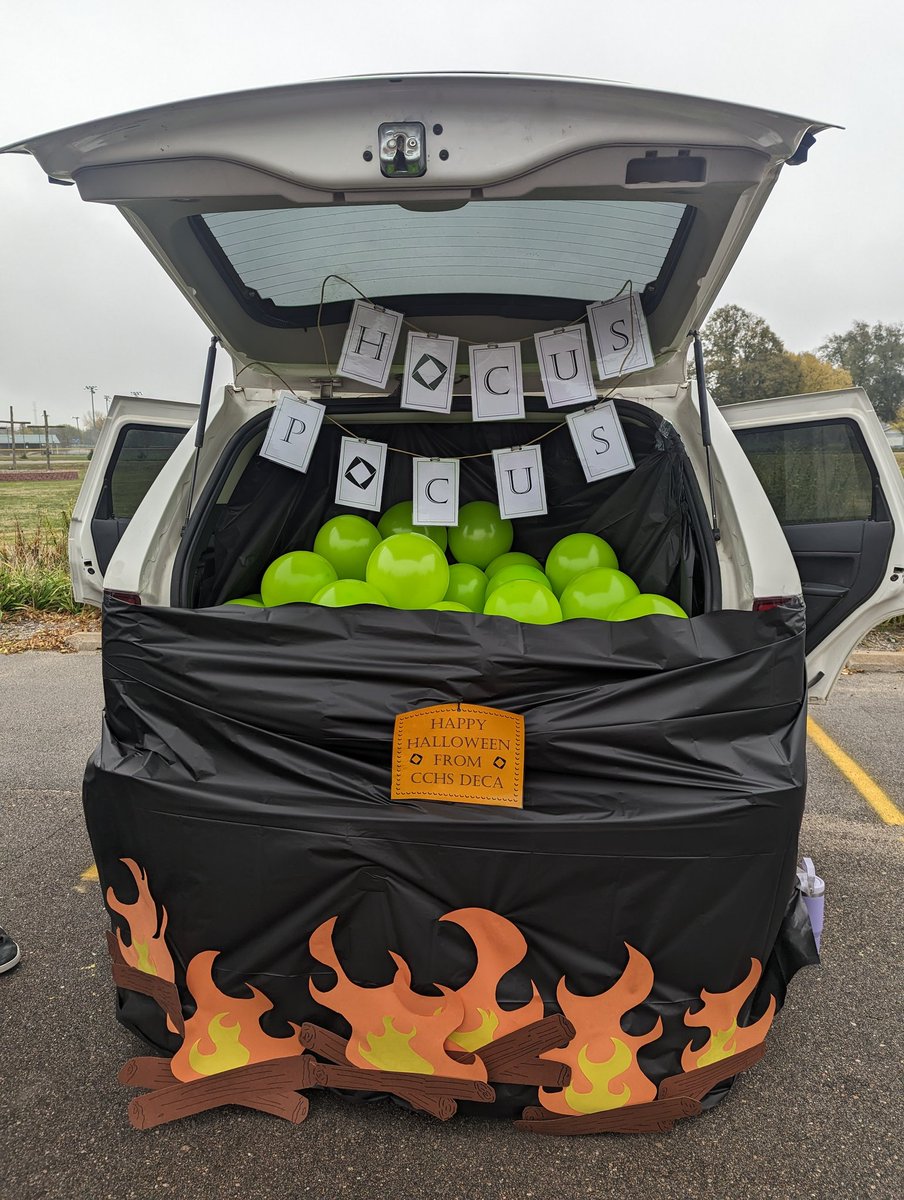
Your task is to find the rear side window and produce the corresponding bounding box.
[107,426,187,519]
[735,420,875,524]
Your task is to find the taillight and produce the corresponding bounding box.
[753,596,800,613]
[104,589,142,606]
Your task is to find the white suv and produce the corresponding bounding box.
[7,73,904,699]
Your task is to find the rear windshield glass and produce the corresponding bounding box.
[199,200,688,313]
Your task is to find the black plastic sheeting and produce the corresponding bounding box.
[86,598,817,1117]
[189,401,707,614]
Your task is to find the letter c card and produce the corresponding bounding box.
[412,457,460,526]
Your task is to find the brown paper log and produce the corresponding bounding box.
[315,1061,494,1111]
[126,1056,318,1130]
[301,1019,568,1087]
[119,1057,176,1089]
[106,932,185,1036]
[299,1023,351,1064]
[516,1096,701,1135]
[473,1014,574,1085]
[657,1042,766,1102]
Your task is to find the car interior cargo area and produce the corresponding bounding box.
[175,399,717,614]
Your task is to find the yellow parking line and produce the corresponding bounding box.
[807,716,904,825]
[80,863,99,882]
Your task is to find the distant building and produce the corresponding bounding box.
[882,424,904,451]
[0,430,61,448]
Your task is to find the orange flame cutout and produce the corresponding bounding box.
[170,950,302,1082]
[440,908,544,1052]
[539,944,662,1115]
[106,858,175,982]
[309,916,487,1081]
[681,958,776,1072]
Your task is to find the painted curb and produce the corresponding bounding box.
[65,631,102,652]
[846,650,904,673]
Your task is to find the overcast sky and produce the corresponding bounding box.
[1,0,901,428]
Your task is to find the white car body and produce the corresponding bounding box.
[6,74,903,700]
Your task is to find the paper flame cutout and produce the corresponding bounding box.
[106,858,176,982]
[440,907,544,1052]
[681,958,776,1072]
[539,944,662,1115]
[309,916,487,1080]
[170,950,302,1082]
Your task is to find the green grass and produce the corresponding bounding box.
[0,467,86,613]
[0,466,86,541]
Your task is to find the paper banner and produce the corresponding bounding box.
[401,332,459,414]
[259,393,325,475]
[412,457,460,527]
[493,445,547,519]
[586,293,654,382]
[534,325,596,409]
[337,299,403,388]
[335,436,388,511]
[567,401,635,482]
[469,343,525,423]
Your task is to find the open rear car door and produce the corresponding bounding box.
[69,396,197,604]
[724,387,904,699]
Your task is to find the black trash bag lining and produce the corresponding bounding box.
[174,398,719,613]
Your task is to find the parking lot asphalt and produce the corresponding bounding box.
[1,653,901,1200]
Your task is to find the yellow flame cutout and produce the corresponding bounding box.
[131,940,157,976]
[188,1014,251,1077]
[696,1020,739,1068]
[563,1039,634,1114]
[447,1007,500,1053]
[359,1016,434,1075]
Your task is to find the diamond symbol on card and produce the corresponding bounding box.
[493,756,506,769]
[344,455,377,490]
[411,353,448,392]
[409,753,423,765]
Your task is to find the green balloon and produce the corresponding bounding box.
[485,564,552,598]
[313,515,381,580]
[260,551,337,606]
[429,600,471,612]
[610,594,688,620]
[377,500,448,551]
[560,568,639,621]
[312,579,388,607]
[483,580,563,625]
[485,551,543,579]
[366,533,450,610]
[545,533,618,596]
[448,501,513,569]
[443,563,488,612]
[225,594,265,607]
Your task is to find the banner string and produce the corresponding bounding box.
[315,273,635,381]
[236,275,642,463]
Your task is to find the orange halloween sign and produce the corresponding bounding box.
[391,703,524,808]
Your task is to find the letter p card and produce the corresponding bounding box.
[259,392,325,474]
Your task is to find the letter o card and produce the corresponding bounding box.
[535,325,596,408]
[335,436,387,511]
[493,444,547,519]
[567,401,635,482]
[392,702,524,808]
[259,392,325,474]
[469,342,525,422]
[412,457,459,527]
[401,332,458,413]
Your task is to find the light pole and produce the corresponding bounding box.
[84,384,97,428]
[104,394,112,411]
